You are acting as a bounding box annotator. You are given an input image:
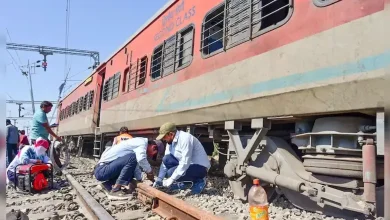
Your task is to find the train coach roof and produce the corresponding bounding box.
[105,0,177,63]
[60,0,177,103]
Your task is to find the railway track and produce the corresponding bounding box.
[6,157,224,220]
[8,156,374,220]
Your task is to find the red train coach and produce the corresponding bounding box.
[57,0,388,218]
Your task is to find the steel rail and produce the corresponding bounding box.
[136,182,224,220]
[63,171,115,220]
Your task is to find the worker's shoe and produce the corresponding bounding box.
[106,187,132,200]
[191,178,207,194]
[169,181,192,191]
[99,181,113,192]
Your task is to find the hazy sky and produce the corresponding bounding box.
[3,0,168,130]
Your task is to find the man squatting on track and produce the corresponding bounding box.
[94,137,159,198]
[153,122,211,194]
[6,138,52,185]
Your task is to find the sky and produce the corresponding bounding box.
[3,0,168,132]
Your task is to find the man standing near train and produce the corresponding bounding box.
[30,101,62,143]
[153,122,210,194]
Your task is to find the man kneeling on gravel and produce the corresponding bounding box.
[94,137,158,199]
[6,137,52,185]
[153,122,210,194]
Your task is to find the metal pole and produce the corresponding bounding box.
[27,60,36,114]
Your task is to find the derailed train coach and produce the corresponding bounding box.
[57,0,389,218]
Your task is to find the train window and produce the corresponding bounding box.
[201,3,225,57]
[162,35,176,76]
[176,25,194,70]
[70,102,74,116]
[312,0,341,7]
[150,44,163,80]
[78,97,84,112]
[137,56,148,87]
[122,67,130,92]
[112,72,121,99]
[103,79,109,102]
[83,93,88,110]
[251,0,292,38]
[88,90,94,108]
[201,0,293,57]
[127,61,137,91]
[103,74,119,102]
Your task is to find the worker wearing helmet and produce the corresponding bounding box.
[6,137,52,185]
[112,126,133,145]
[153,122,210,194]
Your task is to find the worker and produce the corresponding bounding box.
[6,137,52,185]
[30,101,62,144]
[30,101,63,171]
[19,130,30,149]
[94,137,158,199]
[153,122,210,194]
[6,119,19,166]
[112,126,133,145]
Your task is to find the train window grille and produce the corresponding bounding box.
[107,76,114,100]
[112,72,121,99]
[150,44,163,80]
[88,90,94,108]
[83,93,88,110]
[201,4,225,57]
[73,102,77,115]
[103,79,109,102]
[103,73,119,102]
[78,97,83,113]
[70,103,74,116]
[127,61,138,92]
[162,35,176,76]
[175,25,194,70]
[201,0,293,57]
[137,56,148,88]
[76,100,80,114]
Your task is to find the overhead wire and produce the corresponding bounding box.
[50,0,71,124]
[6,28,23,65]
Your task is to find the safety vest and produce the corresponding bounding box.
[114,133,133,144]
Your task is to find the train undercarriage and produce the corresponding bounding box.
[58,110,385,219]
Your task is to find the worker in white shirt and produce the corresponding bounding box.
[94,137,158,199]
[153,122,210,194]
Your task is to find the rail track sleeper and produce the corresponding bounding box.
[63,170,115,220]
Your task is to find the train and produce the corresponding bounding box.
[55,0,388,218]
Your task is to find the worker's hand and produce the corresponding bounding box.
[152,181,162,188]
[56,136,62,142]
[35,160,42,164]
[163,178,174,187]
[146,172,155,182]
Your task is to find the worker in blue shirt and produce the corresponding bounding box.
[153,122,210,194]
[30,101,62,143]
